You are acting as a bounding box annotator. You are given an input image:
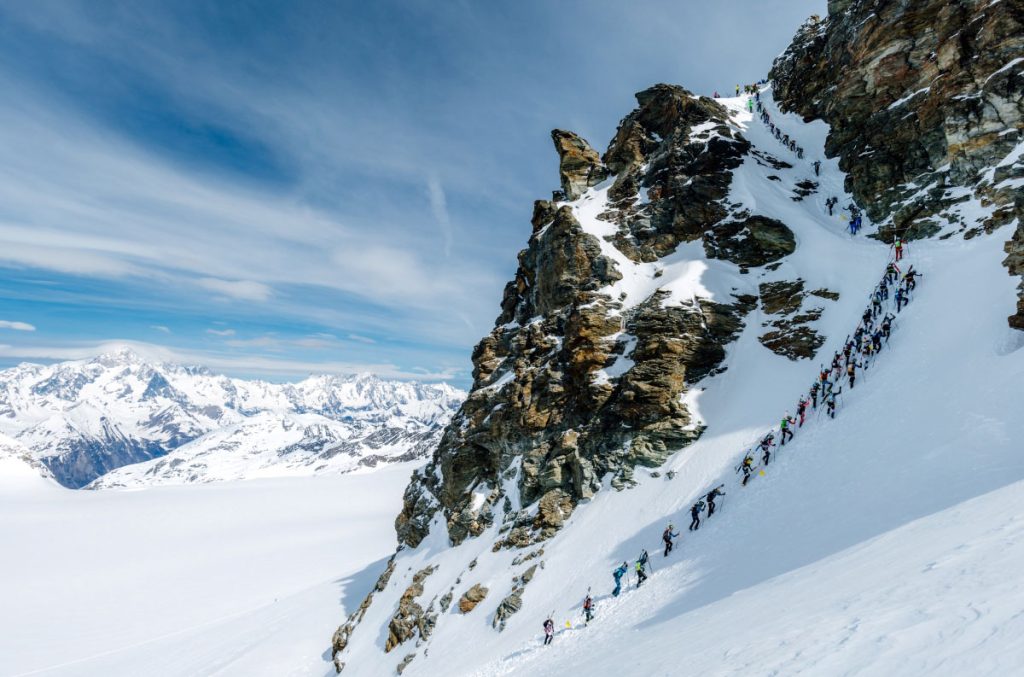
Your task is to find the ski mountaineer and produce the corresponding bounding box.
[706,485,725,516]
[662,525,680,557]
[797,395,809,426]
[639,548,650,571]
[809,380,820,408]
[886,261,901,284]
[689,500,706,531]
[543,617,555,645]
[612,562,628,597]
[895,285,907,313]
[904,266,920,291]
[813,160,821,176]
[872,328,884,353]
[881,314,894,341]
[635,558,648,588]
[582,593,594,623]
[780,413,796,445]
[761,439,772,466]
[847,360,862,388]
[825,388,840,419]
[894,237,904,262]
[736,83,740,96]
[739,454,755,486]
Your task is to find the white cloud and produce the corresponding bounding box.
[150,325,171,333]
[197,278,273,302]
[206,328,236,337]
[0,320,36,332]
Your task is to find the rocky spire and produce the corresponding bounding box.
[551,130,609,200]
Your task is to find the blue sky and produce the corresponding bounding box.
[0,0,823,386]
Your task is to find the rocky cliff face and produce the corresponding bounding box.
[394,85,783,553]
[770,0,1024,327]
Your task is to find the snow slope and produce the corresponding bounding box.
[0,464,414,677]
[334,91,1024,676]
[0,349,463,488]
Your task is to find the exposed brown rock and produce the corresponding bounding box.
[552,130,609,200]
[458,583,489,614]
[385,565,437,653]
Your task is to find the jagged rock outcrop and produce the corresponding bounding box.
[394,84,789,553]
[384,565,437,653]
[600,85,756,262]
[771,0,1024,328]
[704,216,796,268]
[552,130,610,200]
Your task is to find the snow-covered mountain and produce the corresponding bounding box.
[0,348,464,488]
[329,2,1024,675]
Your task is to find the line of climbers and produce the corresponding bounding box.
[753,93,805,159]
[540,255,922,646]
[755,90,872,236]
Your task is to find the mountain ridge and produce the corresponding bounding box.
[0,347,464,488]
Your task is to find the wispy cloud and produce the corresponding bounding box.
[206,328,236,337]
[0,320,36,331]
[150,325,171,333]
[197,278,273,302]
[427,173,454,258]
[347,333,376,344]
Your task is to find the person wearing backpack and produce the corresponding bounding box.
[894,237,904,262]
[543,617,555,645]
[825,388,840,419]
[583,594,594,623]
[738,454,755,485]
[635,558,648,587]
[846,360,862,388]
[612,561,628,596]
[689,500,706,531]
[662,525,680,557]
[706,486,725,516]
[780,413,795,445]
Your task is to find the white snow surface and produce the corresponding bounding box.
[0,463,413,677]
[334,92,1024,676]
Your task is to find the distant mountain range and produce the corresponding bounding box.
[0,348,464,489]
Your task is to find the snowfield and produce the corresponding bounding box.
[0,462,413,677]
